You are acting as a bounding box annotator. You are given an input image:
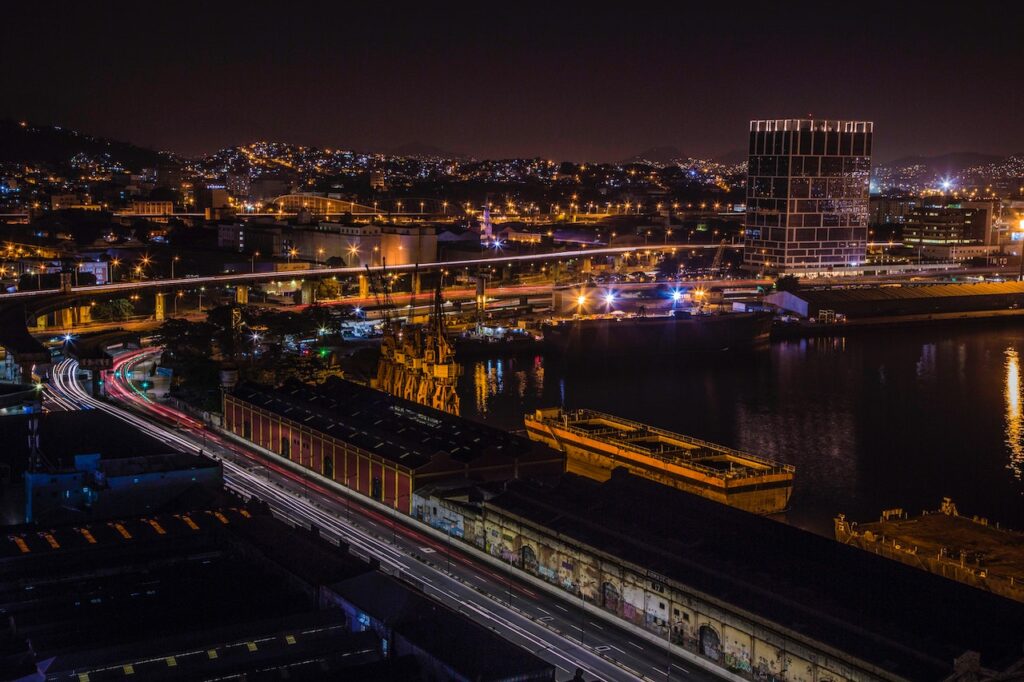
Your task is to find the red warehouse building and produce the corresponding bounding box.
[223,378,563,513]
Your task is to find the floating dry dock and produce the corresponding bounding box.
[835,498,1024,603]
[524,408,794,514]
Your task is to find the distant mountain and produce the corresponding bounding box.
[386,142,466,159]
[0,119,168,170]
[620,146,685,166]
[879,152,1004,172]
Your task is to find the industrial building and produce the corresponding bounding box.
[0,501,555,681]
[222,378,563,513]
[414,470,1024,682]
[765,281,1024,320]
[0,411,222,525]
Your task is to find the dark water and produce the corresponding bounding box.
[457,325,1024,536]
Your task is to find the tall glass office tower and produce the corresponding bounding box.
[743,119,872,274]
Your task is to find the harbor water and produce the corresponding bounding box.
[457,324,1024,535]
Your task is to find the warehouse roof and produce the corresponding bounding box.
[230,377,535,470]
[790,280,1024,304]
[488,471,1024,680]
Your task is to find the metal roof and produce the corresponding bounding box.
[794,281,1024,304]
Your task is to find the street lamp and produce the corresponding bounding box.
[251,251,259,273]
[171,255,179,279]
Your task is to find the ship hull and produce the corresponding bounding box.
[542,312,772,356]
[524,412,794,515]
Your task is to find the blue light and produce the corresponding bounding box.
[671,290,682,302]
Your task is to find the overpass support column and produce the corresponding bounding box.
[59,308,73,329]
[154,292,166,321]
[235,286,249,305]
[475,275,487,322]
[300,280,316,305]
[358,274,369,300]
[582,257,593,274]
[34,314,47,331]
[412,271,422,296]
[78,305,91,324]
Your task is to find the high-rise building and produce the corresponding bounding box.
[743,119,873,274]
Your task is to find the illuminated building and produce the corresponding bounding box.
[743,119,873,274]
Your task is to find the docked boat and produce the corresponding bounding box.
[525,407,794,514]
[450,325,543,358]
[542,310,772,356]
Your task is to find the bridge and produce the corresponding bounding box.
[0,245,697,302]
[0,244,719,381]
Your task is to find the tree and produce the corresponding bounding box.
[657,254,681,279]
[92,298,134,321]
[153,318,216,359]
[314,278,341,300]
[775,274,801,293]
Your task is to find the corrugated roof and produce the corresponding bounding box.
[794,281,1024,304]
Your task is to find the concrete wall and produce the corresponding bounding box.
[414,489,884,682]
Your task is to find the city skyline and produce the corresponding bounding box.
[3,4,1023,163]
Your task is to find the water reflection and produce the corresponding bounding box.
[1005,348,1024,479]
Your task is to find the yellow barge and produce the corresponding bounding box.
[524,408,795,514]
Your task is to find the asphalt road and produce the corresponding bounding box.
[50,351,728,682]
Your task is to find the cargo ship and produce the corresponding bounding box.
[542,311,772,356]
[835,498,1024,603]
[525,407,794,514]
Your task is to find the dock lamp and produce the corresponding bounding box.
[1017,219,1024,282]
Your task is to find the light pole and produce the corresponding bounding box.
[198,286,205,312]
[171,255,179,279]
[250,251,259,273]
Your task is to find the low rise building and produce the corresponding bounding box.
[417,470,1024,681]
[222,378,563,514]
[766,281,1024,320]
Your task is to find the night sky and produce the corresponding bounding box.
[3,3,1022,162]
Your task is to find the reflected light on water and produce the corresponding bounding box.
[1005,348,1024,479]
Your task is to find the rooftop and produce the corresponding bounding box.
[0,411,173,475]
[488,471,1024,680]
[230,377,537,469]
[331,571,554,681]
[790,281,1024,304]
[750,119,873,132]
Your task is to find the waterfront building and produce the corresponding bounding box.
[743,119,873,275]
[416,470,1024,681]
[222,378,563,513]
[903,200,997,261]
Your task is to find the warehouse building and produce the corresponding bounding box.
[1,501,555,681]
[766,281,1024,319]
[416,470,1024,682]
[223,378,563,513]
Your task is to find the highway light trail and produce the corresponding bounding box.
[0,244,684,301]
[47,351,710,681]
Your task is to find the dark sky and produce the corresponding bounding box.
[2,3,1022,163]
